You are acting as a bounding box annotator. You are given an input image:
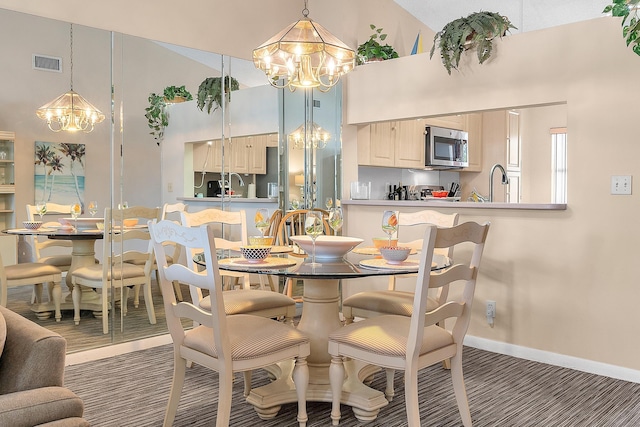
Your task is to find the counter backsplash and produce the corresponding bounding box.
[356,166,460,200]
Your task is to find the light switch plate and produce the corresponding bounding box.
[611,175,632,195]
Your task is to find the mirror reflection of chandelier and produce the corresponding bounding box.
[36,24,105,133]
[252,0,355,92]
[288,122,331,149]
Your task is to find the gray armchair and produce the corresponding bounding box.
[0,306,89,427]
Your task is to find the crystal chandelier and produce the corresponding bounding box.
[252,0,356,92]
[288,122,331,149]
[36,24,105,133]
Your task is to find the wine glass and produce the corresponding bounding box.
[328,206,343,235]
[291,198,300,210]
[254,208,270,237]
[35,201,47,220]
[305,211,324,267]
[71,202,82,230]
[325,197,333,210]
[118,201,129,210]
[381,210,399,246]
[88,201,98,217]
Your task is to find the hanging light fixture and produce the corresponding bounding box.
[252,0,356,92]
[288,122,331,149]
[36,24,105,133]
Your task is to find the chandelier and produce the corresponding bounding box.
[288,122,331,149]
[252,0,356,92]
[36,24,105,133]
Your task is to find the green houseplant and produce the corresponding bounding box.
[196,76,240,114]
[430,11,516,74]
[603,0,640,56]
[145,85,192,145]
[356,24,399,65]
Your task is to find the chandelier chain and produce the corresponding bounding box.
[69,24,74,91]
[302,0,309,17]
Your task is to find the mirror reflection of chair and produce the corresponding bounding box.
[341,210,460,398]
[329,221,490,426]
[149,219,310,427]
[0,252,63,321]
[155,202,188,301]
[70,206,160,334]
[25,203,73,272]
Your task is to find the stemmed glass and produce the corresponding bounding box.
[71,202,82,231]
[325,197,333,210]
[291,198,300,210]
[305,211,324,267]
[328,206,343,235]
[381,210,399,246]
[35,201,47,221]
[254,208,270,237]
[88,201,98,217]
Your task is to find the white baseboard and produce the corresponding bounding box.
[464,335,640,384]
[65,334,172,366]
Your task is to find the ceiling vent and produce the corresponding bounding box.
[33,54,62,73]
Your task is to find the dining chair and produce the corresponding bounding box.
[0,252,64,321]
[328,221,490,427]
[25,203,74,271]
[275,209,331,300]
[148,219,310,427]
[70,206,159,334]
[157,202,188,301]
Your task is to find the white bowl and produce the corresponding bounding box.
[290,235,364,260]
[379,246,411,264]
[240,245,272,263]
[23,221,43,230]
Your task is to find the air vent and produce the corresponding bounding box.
[32,54,62,73]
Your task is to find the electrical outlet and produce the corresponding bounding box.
[611,175,632,195]
[167,182,173,193]
[486,300,496,318]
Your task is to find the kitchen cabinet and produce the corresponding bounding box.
[461,113,483,172]
[193,140,224,173]
[231,134,267,174]
[358,119,425,169]
[423,115,465,130]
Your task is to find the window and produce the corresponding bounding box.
[551,128,567,203]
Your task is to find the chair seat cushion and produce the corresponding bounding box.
[342,290,439,317]
[5,263,61,281]
[329,315,453,358]
[38,255,72,269]
[72,263,144,282]
[200,291,296,315]
[184,314,309,360]
[126,254,171,266]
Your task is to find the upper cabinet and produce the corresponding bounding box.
[461,113,483,172]
[193,133,274,175]
[358,119,425,169]
[0,131,15,230]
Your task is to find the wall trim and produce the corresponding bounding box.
[465,335,640,384]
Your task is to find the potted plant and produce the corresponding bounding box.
[356,24,399,65]
[145,85,192,145]
[430,11,517,75]
[603,0,640,56]
[196,76,240,114]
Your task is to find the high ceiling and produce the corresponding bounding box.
[394,0,611,33]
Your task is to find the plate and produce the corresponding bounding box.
[289,235,364,260]
[60,218,105,230]
[352,247,418,256]
[218,257,297,269]
[359,258,420,271]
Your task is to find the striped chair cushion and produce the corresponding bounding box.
[72,263,144,281]
[183,314,309,360]
[200,291,295,315]
[38,255,72,268]
[329,315,453,357]
[5,263,61,280]
[342,291,439,317]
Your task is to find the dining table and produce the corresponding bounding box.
[207,247,450,423]
[4,221,111,320]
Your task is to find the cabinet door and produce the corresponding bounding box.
[246,135,267,174]
[210,139,227,172]
[230,136,248,173]
[369,121,395,166]
[463,113,483,172]
[394,119,425,168]
[507,111,521,171]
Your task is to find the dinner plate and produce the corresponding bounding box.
[359,258,420,271]
[352,247,418,256]
[218,257,297,269]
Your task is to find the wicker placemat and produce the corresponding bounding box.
[359,258,421,271]
[218,257,297,269]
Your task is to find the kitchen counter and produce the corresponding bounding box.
[341,199,566,210]
[180,197,278,204]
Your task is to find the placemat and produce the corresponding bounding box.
[352,247,418,256]
[359,258,421,271]
[218,257,297,269]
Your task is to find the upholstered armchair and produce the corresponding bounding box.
[0,306,88,427]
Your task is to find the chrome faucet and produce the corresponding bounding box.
[228,172,245,187]
[489,164,509,202]
[219,172,245,189]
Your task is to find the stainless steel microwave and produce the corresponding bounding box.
[425,126,469,169]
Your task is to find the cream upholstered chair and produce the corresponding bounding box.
[25,203,73,271]
[148,219,310,427]
[328,221,490,427]
[0,253,64,321]
[71,206,159,334]
[181,208,296,326]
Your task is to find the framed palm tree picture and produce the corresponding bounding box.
[34,141,86,209]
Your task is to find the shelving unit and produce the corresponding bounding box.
[0,131,16,265]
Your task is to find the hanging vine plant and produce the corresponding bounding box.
[196,76,240,114]
[603,0,640,56]
[144,85,192,145]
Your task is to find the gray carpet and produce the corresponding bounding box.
[64,344,640,426]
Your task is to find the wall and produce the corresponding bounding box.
[345,17,640,373]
